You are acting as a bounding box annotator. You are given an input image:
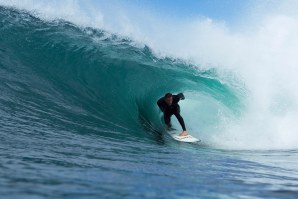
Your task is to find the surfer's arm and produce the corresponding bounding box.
[172,93,185,104]
[177,93,185,100]
[174,112,186,131]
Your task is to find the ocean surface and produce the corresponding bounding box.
[1,5,298,199]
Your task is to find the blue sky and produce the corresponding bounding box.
[92,0,255,24]
[140,0,252,21]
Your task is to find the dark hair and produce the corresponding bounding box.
[164,93,173,98]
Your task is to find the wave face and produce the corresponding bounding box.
[0,6,242,146]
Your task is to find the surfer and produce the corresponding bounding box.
[157,93,188,136]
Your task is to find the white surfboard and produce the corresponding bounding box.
[166,129,200,143]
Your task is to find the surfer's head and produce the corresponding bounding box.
[164,93,173,105]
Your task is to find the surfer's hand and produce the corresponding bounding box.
[179,131,188,136]
[178,93,185,100]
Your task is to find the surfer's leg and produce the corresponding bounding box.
[164,112,172,128]
[174,111,186,131]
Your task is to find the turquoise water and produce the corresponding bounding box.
[1,7,298,199]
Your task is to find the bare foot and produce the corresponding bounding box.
[179,131,188,136]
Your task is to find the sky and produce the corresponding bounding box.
[88,0,255,26]
[85,0,298,30]
[137,0,251,21]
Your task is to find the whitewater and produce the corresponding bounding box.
[0,1,298,198]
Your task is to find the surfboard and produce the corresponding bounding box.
[166,129,201,143]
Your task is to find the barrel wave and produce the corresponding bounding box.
[0,7,241,146]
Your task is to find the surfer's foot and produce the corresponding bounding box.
[179,131,188,136]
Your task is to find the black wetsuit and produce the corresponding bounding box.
[157,94,186,131]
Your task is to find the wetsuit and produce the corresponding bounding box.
[157,94,186,131]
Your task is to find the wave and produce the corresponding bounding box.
[1,5,298,150]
